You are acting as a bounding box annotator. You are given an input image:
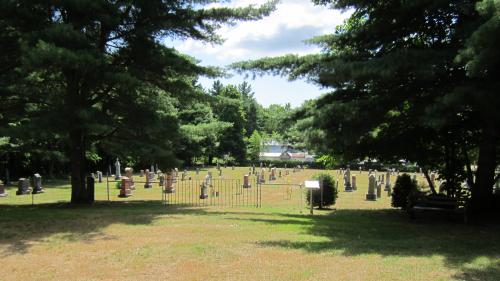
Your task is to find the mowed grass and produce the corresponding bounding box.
[1,168,499,281]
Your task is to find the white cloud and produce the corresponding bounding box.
[175,0,350,64]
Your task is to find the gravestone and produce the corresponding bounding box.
[252,165,256,174]
[0,180,7,197]
[150,164,155,174]
[5,169,10,186]
[165,173,175,193]
[216,162,220,170]
[119,177,132,197]
[219,169,222,177]
[385,171,391,191]
[200,175,210,199]
[377,182,382,198]
[243,174,251,188]
[270,168,276,181]
[140,170,145,177]
[159,173,165,187]
[144,170,153,189]
[381,174,385,185]
[97,171,103,183]
[182,170,187,181]
[196,168,200,175]
[32,173,44,194]
[359,167,362,174]
[366,174,377,201]
[125,167,135,189]
[351,175,357,191]
[344,168,352,192]
[16,178,31,195]
[174,168,179,178]
[232,166,235,170]
[259,170,266,184]
[114,158,121,180]
[224,163,227,169]
[278,169,282,178]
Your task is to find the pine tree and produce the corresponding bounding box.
[2,0,276,203]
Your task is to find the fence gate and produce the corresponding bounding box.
[162,178,261,207]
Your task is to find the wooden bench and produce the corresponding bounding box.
[409,196,468,223]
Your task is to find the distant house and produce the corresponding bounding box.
[259,141,315,163]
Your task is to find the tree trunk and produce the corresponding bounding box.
[70,128,89,204]
[422,168,437,194]
[469,123,498,215]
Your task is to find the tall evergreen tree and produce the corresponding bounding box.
[234,0,499,215]
[1,0,276,203]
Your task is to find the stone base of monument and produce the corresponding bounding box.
[144,183,153,189]
[164,188,175,194]
[16,190,31,195]
[32,188,44,194]
[384,185,390,191]
[199,194,208,199]
[344,183,353,192]
[243,184,251,189]
[366,193,377,201]
[118,189,132,197]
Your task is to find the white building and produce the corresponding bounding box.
[259,141,315,163]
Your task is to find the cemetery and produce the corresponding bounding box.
[1,0,500,280]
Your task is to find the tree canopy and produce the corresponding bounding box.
[233,0,500,215]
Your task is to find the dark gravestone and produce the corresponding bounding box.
[32,173,44,194]
[16,178,31,195]
[0,181,7,197]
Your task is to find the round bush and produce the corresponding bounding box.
[391,174,418,209]
[306,173,338,208]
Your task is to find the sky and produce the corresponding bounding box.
[168,0,350,108]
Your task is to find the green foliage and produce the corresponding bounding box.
[306,173,338,208]
[1,0,276,202]
[392,174,418,210]
[233,0,500,215]
[316,155,337,170]
[246,130,263,163]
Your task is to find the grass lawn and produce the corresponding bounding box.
[1,168,499,280]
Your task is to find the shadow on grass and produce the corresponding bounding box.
[234,209,500,280]
[0,201,209,256]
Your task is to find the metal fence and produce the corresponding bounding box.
[162,178,261,207]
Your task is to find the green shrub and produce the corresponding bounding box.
[306,173,338,208]
[391,174,418,209]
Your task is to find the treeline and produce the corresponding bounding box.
[0,77,300,179]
